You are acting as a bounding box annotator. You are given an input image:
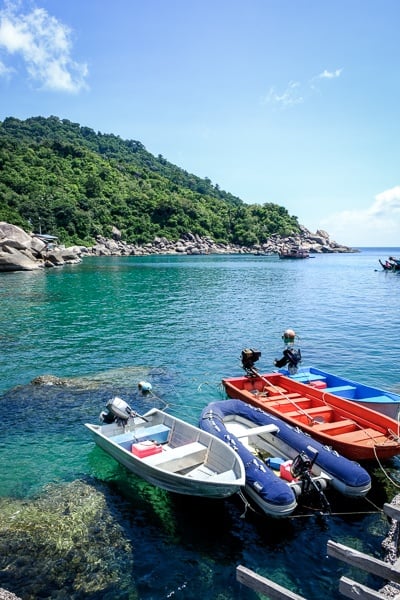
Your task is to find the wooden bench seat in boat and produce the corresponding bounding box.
[323,385,357,399]
[333,427,389,444]
[142,441,207,472]
[284,406,334,422]
[263,392,304,402]
[267,397,312,412]
[312,419,356,435]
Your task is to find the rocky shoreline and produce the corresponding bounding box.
[0,221,356,272]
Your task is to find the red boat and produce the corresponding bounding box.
[222,372,400,461]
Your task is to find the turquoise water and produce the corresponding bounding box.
[1,248,400,599]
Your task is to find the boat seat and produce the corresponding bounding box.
[236,424,279,438]
[323,385,356,399]
[333,428,388,443]
[142,441,207,472]
[269,398,312,412]
[112,424,170,449]
[312,419,356,435]
[293,374,327,383]
[360,395,396,404]
[111,431,135,444]
[187,466,236,482]
[285,406,334,422]
[265,393,304,402]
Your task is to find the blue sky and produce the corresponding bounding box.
[0,0,399,247]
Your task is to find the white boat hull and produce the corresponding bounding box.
[85,408,245,499]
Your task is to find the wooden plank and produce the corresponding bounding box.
[339,576,388,600]
[236,565,307,600]
[327,540,400,584]
[383,502,400,521]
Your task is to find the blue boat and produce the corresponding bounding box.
[278,366,400,421]
[199,399,371,518]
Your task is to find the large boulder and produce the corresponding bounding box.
[0,246,42,271]
[0,222,33,250]
[0,223,82,272]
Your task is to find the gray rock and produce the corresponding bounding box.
[0,222,33,250]
[0,223,82,272]
[0,246,42,271]
[0,589,22,600]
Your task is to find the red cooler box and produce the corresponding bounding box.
[280,460,297,482]
[131,440,163,458]
[309,380,327,390]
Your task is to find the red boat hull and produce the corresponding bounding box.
[222,372,400,461]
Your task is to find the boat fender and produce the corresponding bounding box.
[138,381,152,393]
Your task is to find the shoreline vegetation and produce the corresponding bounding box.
[0,221,355,272]
[0,116,352,254]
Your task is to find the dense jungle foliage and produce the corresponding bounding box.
[0,116,300,246]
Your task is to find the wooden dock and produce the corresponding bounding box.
[237,502,400,599]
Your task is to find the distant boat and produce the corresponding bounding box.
[277,365,400,421]
[278,246,310,259]
[379,258,400,271]
[199,399,370,517]
[222,372,400,461]
[85,397,245,498]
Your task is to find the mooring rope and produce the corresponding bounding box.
[252,370,320,425]
[373,445,400,489]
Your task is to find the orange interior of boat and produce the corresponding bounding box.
[228,380,394,442]
[222,374,400,457]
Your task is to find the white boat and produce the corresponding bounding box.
[85,397,245,498]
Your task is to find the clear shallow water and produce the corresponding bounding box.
[1,248,400,599]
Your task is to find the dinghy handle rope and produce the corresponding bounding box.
[237,490,256,519]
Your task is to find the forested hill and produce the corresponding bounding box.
[0,116,300,246]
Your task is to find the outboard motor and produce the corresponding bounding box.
[291,451,331,514]
[291,451,312,479]
[274,347,302,374]
[100,397,135,424]
[241,348,262,375]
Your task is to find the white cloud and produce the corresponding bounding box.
[262,81,304,108]
[318,68,343,79]
[264,67,342,108]
[0,2,88,93]
[320,186,400,246]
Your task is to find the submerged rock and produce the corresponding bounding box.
[0,479,135,599]
[0,589,22,600]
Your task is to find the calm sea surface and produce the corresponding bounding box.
[1,248,400,599]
